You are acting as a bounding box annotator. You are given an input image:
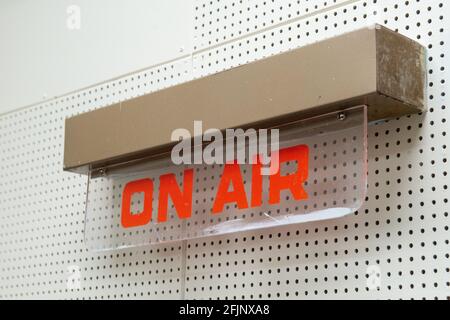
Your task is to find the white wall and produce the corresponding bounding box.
[0,0,192,114]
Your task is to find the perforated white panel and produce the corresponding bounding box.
[0,0,449,300]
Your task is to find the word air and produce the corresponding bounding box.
[121,144,309,228]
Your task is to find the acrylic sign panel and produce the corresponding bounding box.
[84,105,367,250]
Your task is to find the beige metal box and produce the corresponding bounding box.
[64,25,426,175]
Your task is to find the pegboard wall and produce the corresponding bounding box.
[0,0,449,299]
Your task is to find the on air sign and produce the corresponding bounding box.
[121,144,308,228]
[84,106,367,251]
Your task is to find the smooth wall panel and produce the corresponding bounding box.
[0,0,193,114]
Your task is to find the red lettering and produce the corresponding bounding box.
[121,178,153,228]
[120,144,309,227]
[269,145,309,204]
[251,158,263,207]
[212,163,249,213]
[157,169,194,222]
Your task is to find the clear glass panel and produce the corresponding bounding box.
[84,105,367,251]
